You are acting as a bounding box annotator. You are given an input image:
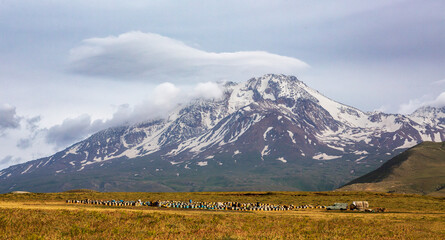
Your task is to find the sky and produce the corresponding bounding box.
[0,0,444,170]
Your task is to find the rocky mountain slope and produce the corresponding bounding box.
[0,74,444,193]
[339,142,445,196]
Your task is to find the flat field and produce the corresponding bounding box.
[0,191,444,239]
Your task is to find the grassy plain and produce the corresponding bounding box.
[0,191,444,239]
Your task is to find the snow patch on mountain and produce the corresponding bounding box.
[327,144,344,151]
[264,127,273,140]
[197,161,208,166]
[354,150,369,155]
[395,139,417,149]
[62,144,81,158]
[313,153,341,160]
[287,130,296,144]
[261,145,270,160]
[21,164,33,174]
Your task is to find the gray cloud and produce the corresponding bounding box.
[43,105,165,149]
[16,138,32,149]
[68,31,309,82]
[26,116,41,132]
[0,155,21,165]
[45,114,93,148]
[0,104,21,132]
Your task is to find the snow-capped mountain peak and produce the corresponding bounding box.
[1,74,444,193]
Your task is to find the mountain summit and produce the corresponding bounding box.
[1,74,444,193]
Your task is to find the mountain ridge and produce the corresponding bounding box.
[339,141,445,196]
[0,74,444,193]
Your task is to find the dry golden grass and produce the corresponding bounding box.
[0,191,444,239]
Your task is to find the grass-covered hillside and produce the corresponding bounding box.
[340,142,445,196]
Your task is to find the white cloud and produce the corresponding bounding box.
[191,82,224,100]
[41,81,223,150]
[433,92,445,107]
[68,31,309,82]
[373,105,389,113]
[432,79,445,85]
[153,82,181,107]
[398,92,445,114]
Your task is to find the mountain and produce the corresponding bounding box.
[1,74,444,193]
[338,142,445,196]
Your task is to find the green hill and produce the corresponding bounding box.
[339,141,445,196]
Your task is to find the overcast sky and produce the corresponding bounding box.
[1,0,444,170]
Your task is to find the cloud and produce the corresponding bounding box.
[0,155,21,166]
[42,105,163,149]
[41,80,227,150]
[432,92,445,107]
[42,83,181,148]
[153,82,181,107]
[26,116,41,132]
[191,82,224,100]
[432,79,445,85]
[16,138,32,149]
[45,114,93,148]
[398,92,445,114]
[373,105,389,113]
[97,83,183,126]
[68,31,309,82]
[0,104,21,132]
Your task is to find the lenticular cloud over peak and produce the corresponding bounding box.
[68,31,309,82]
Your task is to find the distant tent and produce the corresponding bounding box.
[352,201,369,211]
